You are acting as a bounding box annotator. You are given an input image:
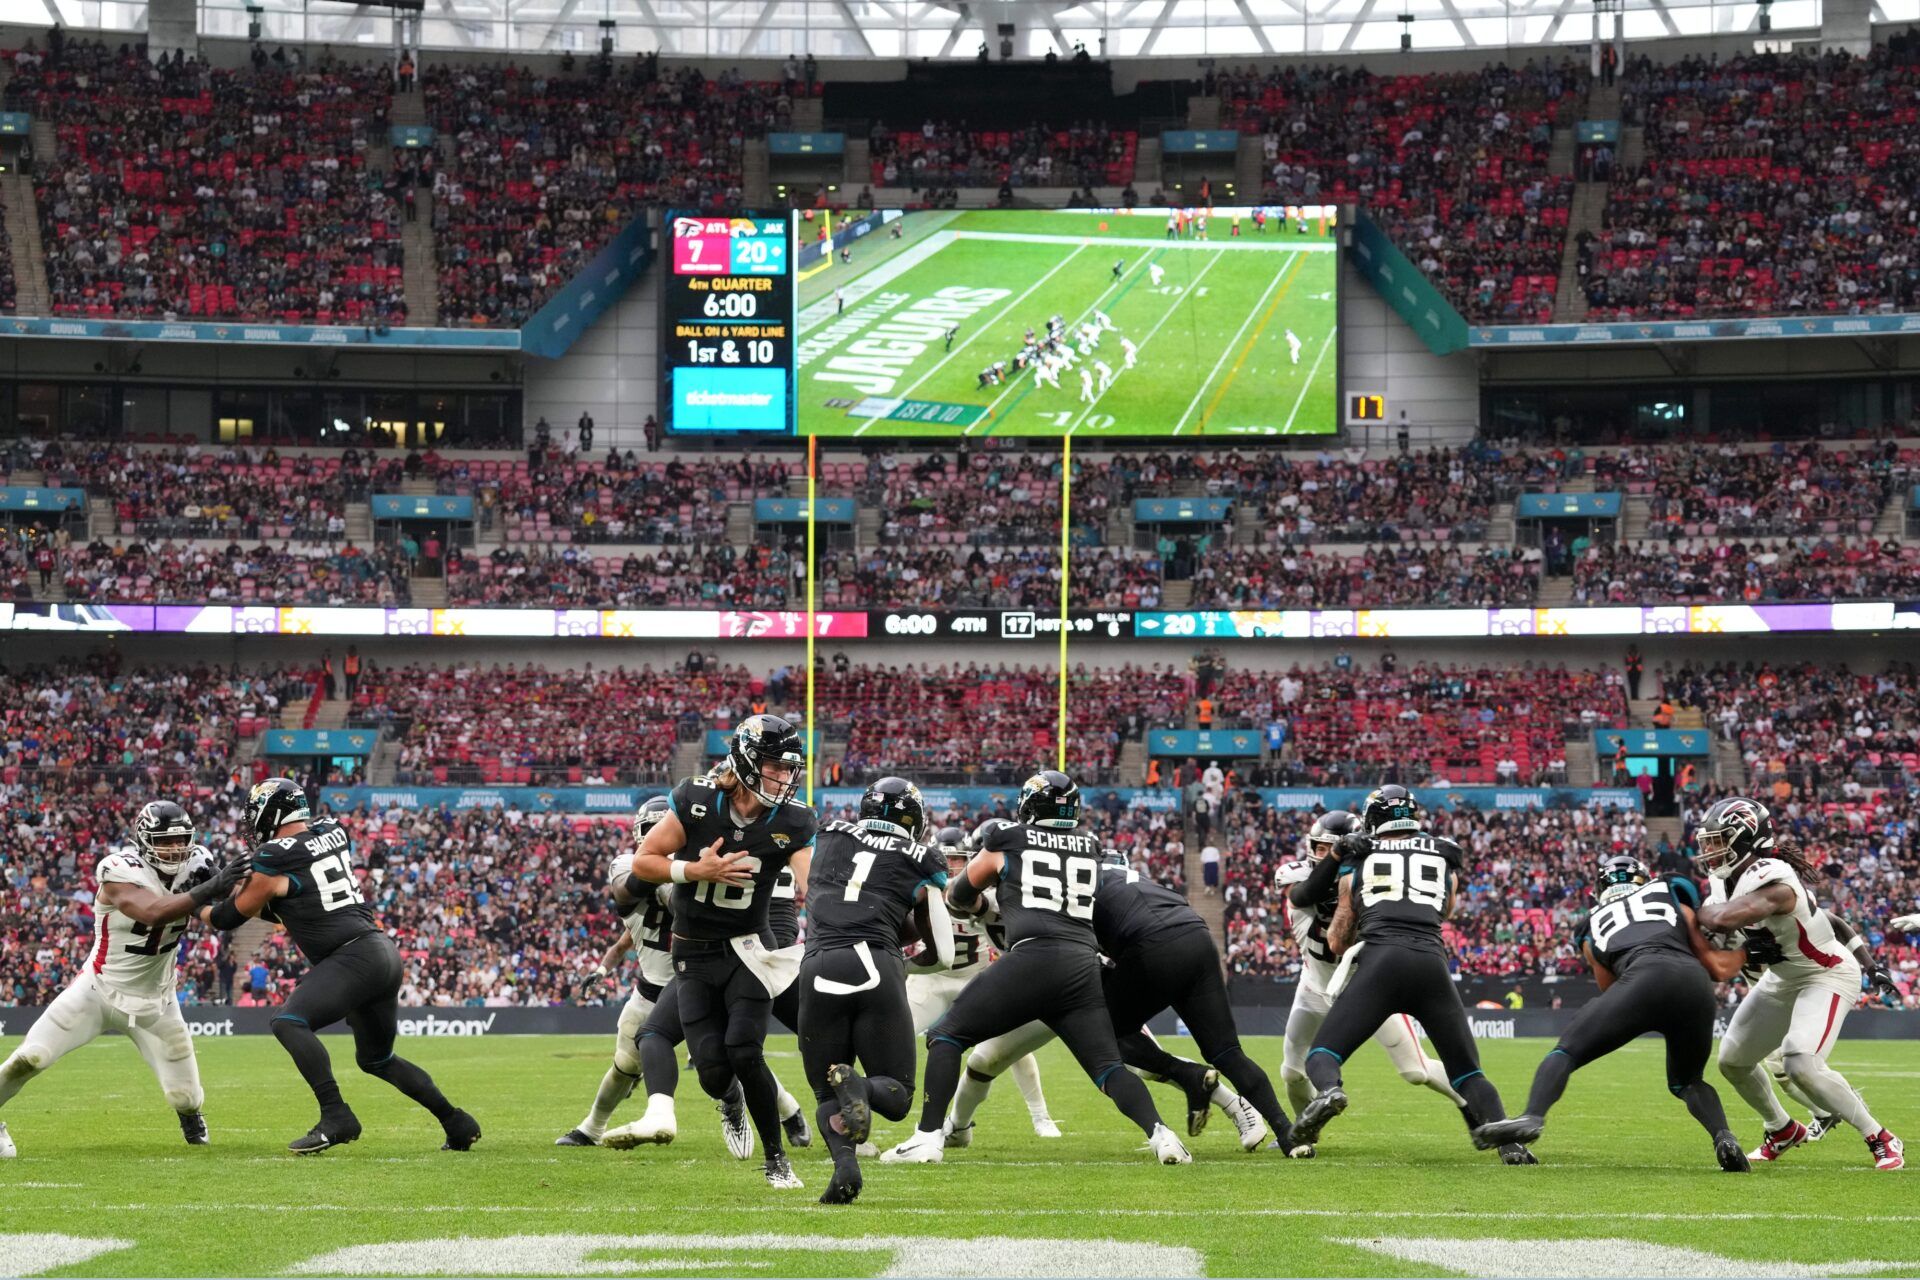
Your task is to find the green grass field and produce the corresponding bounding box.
[3,1033,1915,1277]
[796,210,1339,439]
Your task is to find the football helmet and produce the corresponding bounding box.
[132,800,196,875]
[967,817,1016,851]
[246,778,311,844]
[1694,796,1775,880]
[1307,809,1360,860]
[1594,853,1651,904]
[859,776,927,839]
[1100,846,1130,871]
[728,714,806,808]
[632,795,673,852]
[934,825,970,873]
[1016,770,1080,828]
[1361,784,1422,835]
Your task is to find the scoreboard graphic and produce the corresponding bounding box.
[661,212,796,435]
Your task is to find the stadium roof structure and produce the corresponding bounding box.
[20,0,1918,59]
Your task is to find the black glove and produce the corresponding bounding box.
[1866,963,1900,1002]
[1335,832,1372,865]
[189,855,251,908]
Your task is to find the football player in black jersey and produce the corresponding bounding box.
[882,771,1190,1166]
[1093,850,1293,1153]
[800,777,953,1204]
[626,715,817,1190]
[1291,785,1516,1159]
[1474,855,1752,1170]
[196,779,480,1155]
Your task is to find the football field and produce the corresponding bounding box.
[796,211,1340,438]
[3,1033,1915,1277]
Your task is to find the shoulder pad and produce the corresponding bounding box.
[1736,858,1796,894]
[671,776,718,820]
[1274,861,1313,887]
[607,852,634,885]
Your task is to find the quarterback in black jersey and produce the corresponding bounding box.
[1093,852,1293,1153]
[799,777,952,1204]
[882,771,1190,1166]
[627,715,817,1190]
[1293,785,1515,1157]
[1474,855,1751,1170]
[196,779,479,1155]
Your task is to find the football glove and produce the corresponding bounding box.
[188,855,251,907]
[1335,832,1372,864]
[1889,913,1920,933]
[574,965,612,1001]
[1866,963,1901,1002]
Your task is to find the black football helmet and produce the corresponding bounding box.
[1361,784,1422,835]
[1307,809,1361,860]
[859,776,927,839]
[967,817,1016,851]
[728,714,806,808]
[1694,796,1775,881]
[132,800,196,874]
[1016,770,1080,828]
[934,824,970,872]
[245,778,311,844]
[632,794,673,852]
[1594,853,1651,905]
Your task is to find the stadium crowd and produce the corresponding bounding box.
[60,538,415,604]
[1570,537,1920,605]
[1596,442,1909,538]
[1186,544,1541,609]
[867,120,1137,190]
[445,543,794,608]
[1663,660,1920,792]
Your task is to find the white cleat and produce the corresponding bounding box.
[1031,1116,1063,1139]
[601,1098,676,1149]
[0,1121,15,1158]
[764,1153,804,1189]
[942,1116,974,1148]
[1221,1093,1269,1151]
[880,1129,947,1164]
[718,1097,754,1160]
[1148,1122,1193,1165]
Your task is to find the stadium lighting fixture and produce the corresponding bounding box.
[1398,10,1414,49]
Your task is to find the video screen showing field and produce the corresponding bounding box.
[795,208,1339,438]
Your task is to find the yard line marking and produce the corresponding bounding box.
[1171,253,1297,436]
[1281,326,1338,434]
[856,242,1092,435]
[1066,251,1228,435]
[796,230,957,331]
[952,230,1338,253]
[1193,249,1310,435]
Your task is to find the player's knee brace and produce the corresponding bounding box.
[165,1084,204,1113]
[613,1044,644,1076]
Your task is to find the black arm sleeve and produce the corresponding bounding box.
[207,898,249,931]
[1289,855,1341,909]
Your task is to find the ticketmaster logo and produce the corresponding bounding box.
[397,1013,498,1036]
[686,390,773,407]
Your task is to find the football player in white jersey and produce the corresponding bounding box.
[1271,810,1495,1159]
[1694,797,1904,1171]
[0,801,244,1158]
[904,825,1060,1141]
[555,797,680,1146]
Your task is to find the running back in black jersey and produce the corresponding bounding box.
[805,821,949,953]
[667,775,818,941]
[767,864,800,948]
[251,817,380,962]
[1577,877,1701,976]
[1092,868,1208,961]
[1347,832,1464,955]
[982,822,1104,947]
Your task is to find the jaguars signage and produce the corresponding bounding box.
[265,729,379,757]
[1148,730,1264,757]
[1592,728,1711,756]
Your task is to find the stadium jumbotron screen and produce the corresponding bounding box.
[796,207,1339,438]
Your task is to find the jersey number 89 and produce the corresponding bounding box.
[1020,852,1099,919]
[1359,850,1449,911]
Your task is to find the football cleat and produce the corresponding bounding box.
[1866,1129,1904,1171]
[763,1152,803,1190]
[1289,1087,1347,1148]
[440,1109,482,1152]
[1804,1113,1841,1142]
[719,1098,754,1160]
[1031,1116,1063,1139]
[1714,1130,1751,1172]
[827,1064,871,1145]
[942,1116,974,1148]
[1221,1093,1268,1151]
[854,1141,880,1158]
[179,1112,210,1146]
[819,1155,863,1206]
[1181,1067,1220,1138]
[1498,1143,1539,1166]
[1147,1123,1193,1165]
[1282,1138,1316,1159]
[0,1121,15,1158]
[1748,1119,1808,1163]
[880,1129,946,1163]
[1472,1115,1544,1151]
[554,1128,599,1147]
[783,1106,812,1149]
[288,1109,362,1155]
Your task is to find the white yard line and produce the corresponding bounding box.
[1281,325,1338,434]
[953,230,1337,253]
[1066,250,1228,435]
[1170,252,1296,436]
[963,250,1145,434]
